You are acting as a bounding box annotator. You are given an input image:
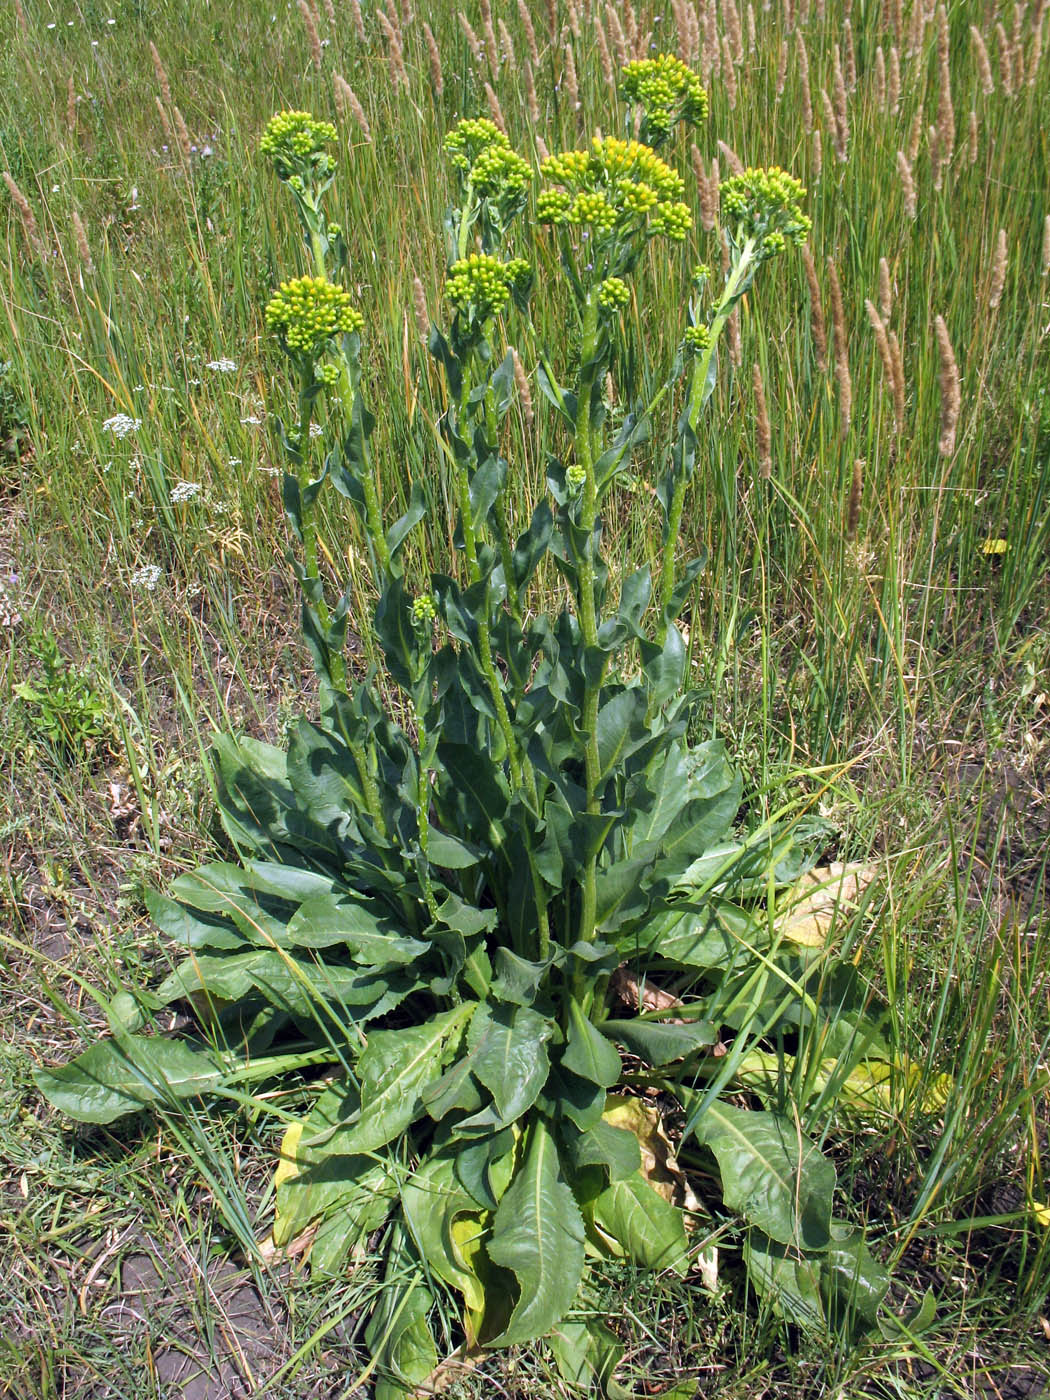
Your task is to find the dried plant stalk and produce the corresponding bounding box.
[606,4,628,67]
[422,23,444,97]
[935,5,954,165]
[722,35,738,107]
[717,139,744,175]
[149,41,172,106]
[459,12,484,64]
[350,0,367,44]
[484,81,508,133]
[874,45,886,107]
[513,348,535,428]
[878,257,893,319]
[298,0,323,71]
[797,31,813,131]
[971,25,995,94]
[866,298,903,433]
[888,44,901,110]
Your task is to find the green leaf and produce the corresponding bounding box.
[275,1153,396,1251]
[454,1127,516,1210]
[487,1117,586,1345]
[601,1017,717,1066]
[426,830,480,869]
[419,1052,485,1121]
[401,1152,482,1304]
[548,1317,624,1396]
[688,1101,835,1249]
[744,1232,825,1329]
[336,1005,472,1153]
[561,1120,641,1182]
[287,893,428,962]
[365,1224,438,1400]
[36,1036,224,1124]
[563,1001,622,1088]
[596,688,651,784]
[469,1003,553,1125]
[145,891,245,951]
[823,1227,890,1328]
[591,1171,689,1274]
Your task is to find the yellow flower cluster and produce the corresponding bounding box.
[260,111,338,180]
[719,167,811,254]
[620,54,709,137]
[445,253,531,320]
[265,276,364,359]
[538,137,691,243]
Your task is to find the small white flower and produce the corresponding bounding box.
[169,480,202,504]
[130,564,162,591]
[240,414,264,425]
[102,413,141,438]
[206,358,237,373]
[227,457,241,466]
[309,422,323,437]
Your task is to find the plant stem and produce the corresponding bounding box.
[575,292,604,958]
[657,238,757,626]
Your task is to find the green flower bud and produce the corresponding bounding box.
[597,277,631,312]
[265,276,364,361]
[683,324,713,353]
[260,110,338,182]
[620,54,709,141]
[411,593,437,627]
[566,464,587,491]
[445,253,530,320]
[719,167,811,256]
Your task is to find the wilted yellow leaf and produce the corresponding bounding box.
[776,862,877,947]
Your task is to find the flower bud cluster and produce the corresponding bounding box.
[620,54,709,139]
[261,111,338,183]
[596,277,630,312]
[683,324,713,353]
[566,464,587,491]
[265,276,364,361]
[719,167,811,257]
[444,119,530,197]
[445,253,530,321]
[538,137,691,244]
[411,593,437,627]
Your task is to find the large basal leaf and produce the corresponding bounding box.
[548,1316,624,1397]
[561,1119,642,1182]
[602,1016,718,1066]
[286,891,428,962]
[469,1003,553,1125]
[563,1000,622,1088]
[590,1171,690,1275]
[822,1226,890,1328]
[36,1036,225,1124]
[274,1148,396,1253]
[335,1005,472,1154]
[365,1225,438,1400]
[595,688,652,784]
[401,1152,484,1310]
[688,1100,835,1249]
[486,1117,586,1345]
[744,1231,825,1329]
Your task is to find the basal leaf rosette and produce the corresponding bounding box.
[261,110,338,186]
[265,275,364,379]
[620,53,709,146]
[537,136,692,286]
[719,166,812,261]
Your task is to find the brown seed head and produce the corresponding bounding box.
[753,363,772,478]
[801,242,828,371]
[896,150,917,219]
[933,314,961,455]
[149,41,172,107]
[3,171,44,260]
[334,74,372,140]
[989,228,1008,310]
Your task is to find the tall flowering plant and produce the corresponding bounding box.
[38,63,888,1394]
